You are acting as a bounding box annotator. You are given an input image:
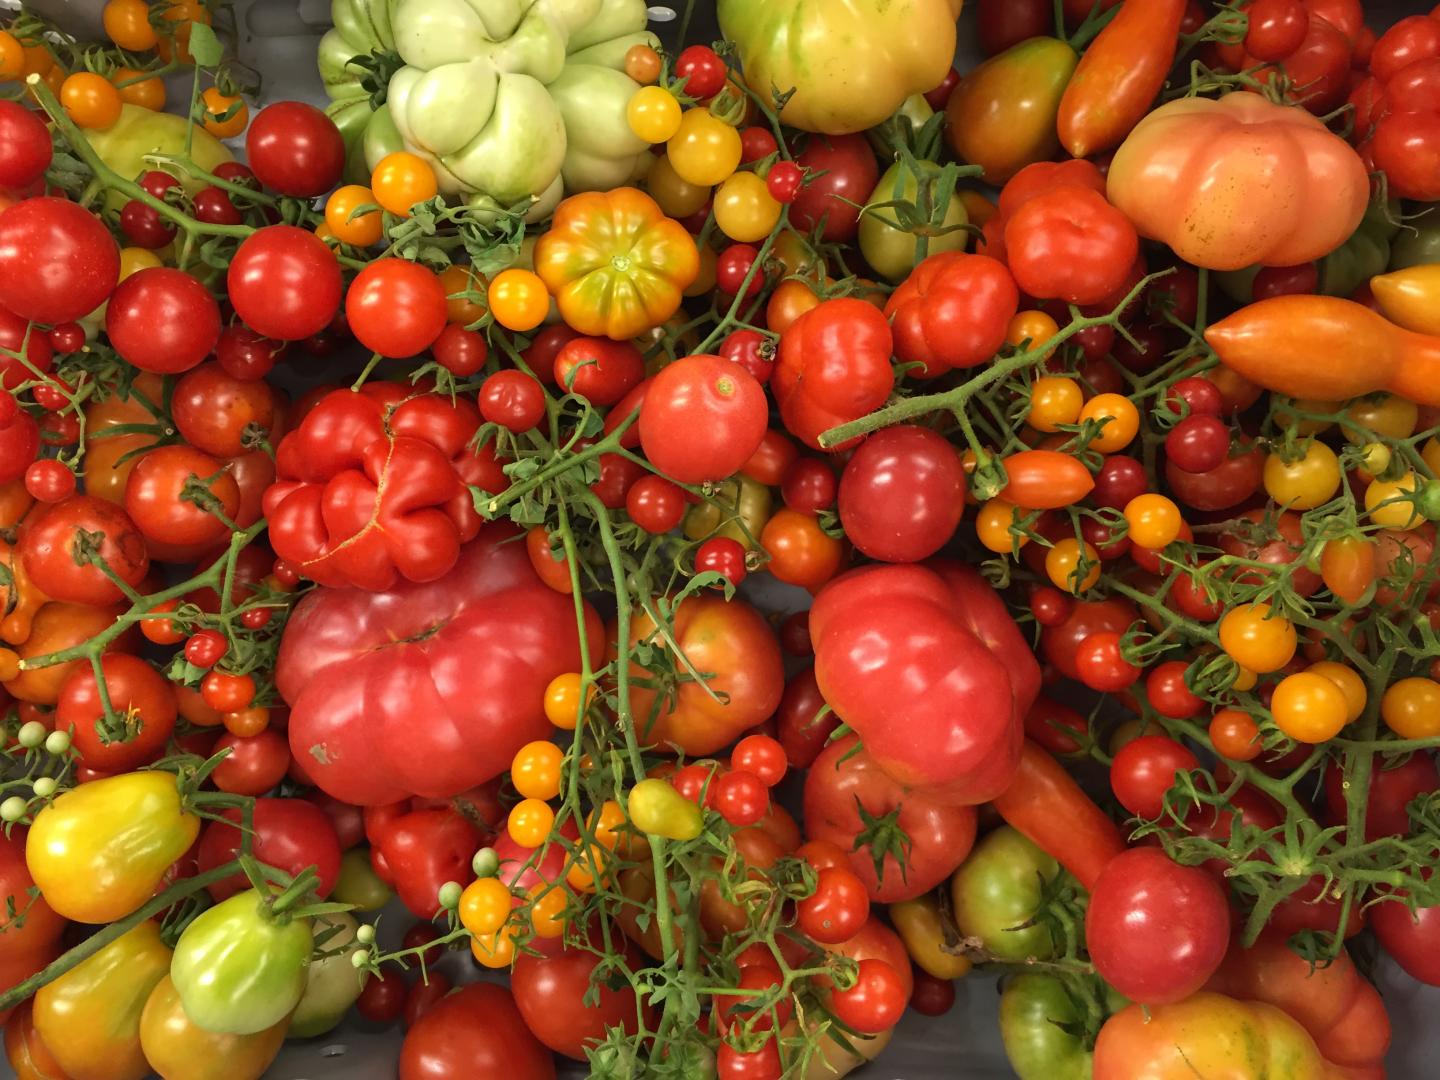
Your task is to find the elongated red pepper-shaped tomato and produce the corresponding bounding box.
[991,739,1126,891]
[1205,294,1440,406]
[1058,0,1188,158]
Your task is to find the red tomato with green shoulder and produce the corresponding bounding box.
[639,354,768,484]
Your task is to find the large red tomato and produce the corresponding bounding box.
[398,983,555,1080]
[276,523,604,805]
[19,495,149,605]
[804,735,977,903]
[0,197,119,324]
[56,654,176,773]
[627,594,783,756]
[810,561,1039,803]
[837,425,965,563]
[226,225,343,341]
[512,935,654,1060]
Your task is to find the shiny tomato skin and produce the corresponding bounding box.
[57,653,176,773]
[245,101,345,198]
[837,425,965,562]
[0,197,119,325]
[1165,441,1265,511]
[105,268,221,375]
[1372,896,1440,986]
[211,729,291,796]
[195,798,343,901]
[19,494,150,604]
[347,259,448,359]
[639,353,768,484]
[1109,735,1199,819]
[172,362,278,458]
[124,444,240,551]
[511,937,653,1060]
[227,225,343,342]
[399,983,555,1080]
[1039,597,1137,681]
[789,135,880,243]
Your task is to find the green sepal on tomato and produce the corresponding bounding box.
[857,158,969,283]
[1000,973,1127,1080]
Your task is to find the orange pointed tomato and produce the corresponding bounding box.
[533,187,699,341]
[1107,94,1368,270]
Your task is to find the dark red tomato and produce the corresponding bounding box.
[740,126,779,163]
[1108,322,1166,374]
[1145,660,1203,719]
[1259,15,1351,113]
[716,243,764,300]
[212,729,291,796]
[1041,598,1137,681]
[1372,894,1440,986]
[790,134,880,243]
[589,447,645,509]
[432,324,488,377]
[512,938,652,1060]
[1091,456,1147,510]
[1022,695,1087,755]
[720,329,775,384]
[602,378,648,450]
[740,429,798,487]
[57,654,176,773]
[1323,754,1439,841]
[1218,509,1321,597]
[1110,735,1200,819]
[827,958,907,1033]
[193,186,242,225]
[399,983,555,1080]
[837,425,964,563]
[910,971,956,1016]
[307,790,366,850]
[124,443,240,551]
[0,304,54,391]
[780,610,812,657]
[1084,848,1229,1005]
[0,197,119,324]
[1252,262,1318,299]
[47,322,84,354]
[245,101,345,197]
[19,494,149,603]
[403,973,453,1030]
[172,361,278,458]
[1074,631,1142,692]
[195,798,343,901]
[674,44,727,98]
[798,866,870,944]
[1165,441,1264,511]
[775,666,835,769]
[1245,0,1309,60]
[1372,110,1440,202]
[640,353,768,484]
[216,325,284,382]
[227,225,343,341]
[923,66,961,110]
[781,458,838,515]
[1165,414,1230,473]
[402,923,445,969]
[356,968,407,1023]
[120,196,176,249]
[554,337,644,405]
[1146,265,1200,325]
[0,101,51,189]
[479,370,545,433]
[347,259,448,358]
[975,0,1051,55]
[1165,376,1224,419]
[105,267,220,375]
[521,325,578,385]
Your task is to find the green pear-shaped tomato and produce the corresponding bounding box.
[286,912,367,1039]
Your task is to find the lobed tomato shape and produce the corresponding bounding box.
[773,298,894,451]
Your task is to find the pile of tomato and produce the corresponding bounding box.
[0,0,1438,1078]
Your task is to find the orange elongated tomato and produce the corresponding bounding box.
[1205,294,1440,407]
[1370,263,1440,336]
[1107,94,1368,271]
[998,450,1095,510]
[1058,0,1187,158]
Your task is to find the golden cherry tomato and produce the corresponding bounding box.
[113,67,165,110]
[314,221,335,244]
[1342,393,1418,443]
[1423,436,1440,477]
[0,32,23,79]
[324,185,383,247]
[199,87,247,139]
[1270,672,1348,743]
[529,887,568,938]
[103,0,158,50]
[1230,666,1258,692]
[1262,441,1340,510]
[156,0,211,64]
[627,85,683,143]
[645,153,712,218]
[458,877,512,936]
[1219,602,1296,674]
[1006,309,1059,360]
[590,800,627,851]
[470,926,517,969]
[22,42,53,78]
[511,740,564,801]
[543,672,589,730]
[1079,393,1140,453]
[507,798,555,848]
[1045,537,1099,595]
[976,498,1027,554]
[1356,441,1391,477]
[565,843,609,893]
[119,247,163,280]
[1381,677,1440,740]
[1208,708,1261,762]
[1027,376,1082,433]
[437,263,487,325]
[488,268,550,332]
[713,171,782,243]
[1365,470,1423,530]
[1307,660,1366,723]
[60,72,122,130]
[624,44,661,85]
[667,108,742,187]
[371,151,438,217]
[1125,493,1182,550]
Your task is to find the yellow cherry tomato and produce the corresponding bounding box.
[60,72,122,130]
[511,740,564,801]
[1357,441,1391,477]
[113,67,165,110]
[457,877,512,936]
[371,151,438,217]
[976,498,1028,554]
[1307,661,1366,723]
[507,798,555,848]
[543,672,589,730]
[1262,441,1340,510]
[1365,470,1423,530]
[0,32,23,80]
[1342,394,1418,443]
[1219,602,1296,674]
[713,171,782,243]
[1079,393,1140,453]
[645,153,712,219]
[1045,537,1100,595]
[1230,666,1259,692]
[667,108,742,187]
[324,185,383,247]
[624,44,662,85]
[199,87,248,139]
[119,247,163,280]
[1271,672,1348,743]
[470,926,517,969]
[529,887,568,938]
[565,843,609,893]
[627,85,683,143]
[589,800,627,851]
[1006,310,1060,361]
[487,269,550,332]
[103,0,158,50]
[1381,678,1440,740]
[1124,493,1182,550]
[1027,376,1082,433]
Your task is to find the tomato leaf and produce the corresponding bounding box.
[187,22,223,68]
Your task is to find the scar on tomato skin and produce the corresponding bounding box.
[309,744,330,765]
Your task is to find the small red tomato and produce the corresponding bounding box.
[710,769,769,826]
[730,734,786,787]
